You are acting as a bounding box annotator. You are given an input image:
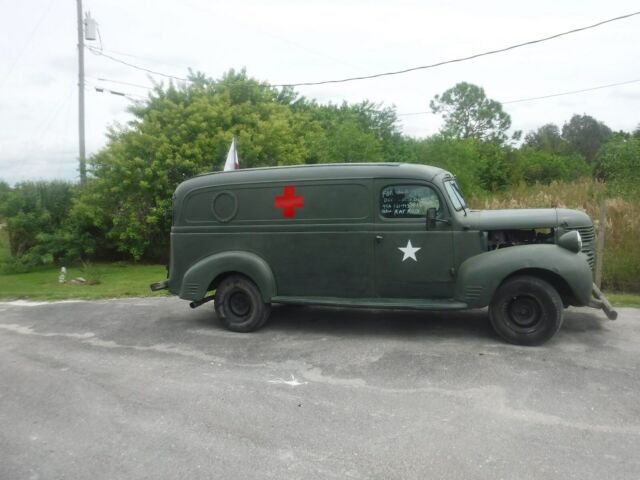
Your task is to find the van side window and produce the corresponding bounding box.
[380,185,441,218]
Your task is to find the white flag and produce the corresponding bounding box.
[223,136,240,171]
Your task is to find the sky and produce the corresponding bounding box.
[0,0,638,184]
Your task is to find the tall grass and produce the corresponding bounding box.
[469,178,640,293]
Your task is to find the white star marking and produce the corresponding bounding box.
[398,240,421,262]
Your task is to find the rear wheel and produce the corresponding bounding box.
[489,275,563,346]
[214,275,271,332]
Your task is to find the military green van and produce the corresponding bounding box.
[151,163,616,345]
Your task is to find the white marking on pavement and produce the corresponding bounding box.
[0,300,86,307]
[268,374,308,386]
[0,324,95,339]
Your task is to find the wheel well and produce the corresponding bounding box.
[501,268,577,305]
[207,271,246,293]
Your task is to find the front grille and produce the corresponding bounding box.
[568,226,595,269]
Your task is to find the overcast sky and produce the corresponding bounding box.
[1,0,638,184]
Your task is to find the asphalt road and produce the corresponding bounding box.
[0,298,638,480]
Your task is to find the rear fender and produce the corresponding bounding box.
[179,251,276,302]
[455,244,593,307]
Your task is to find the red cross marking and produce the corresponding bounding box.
[274,186,304,218]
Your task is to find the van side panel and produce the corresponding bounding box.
[170,179,375,300]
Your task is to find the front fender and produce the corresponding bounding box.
[179,251,276,302]
[455,245,593,308]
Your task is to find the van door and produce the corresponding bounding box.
[373,180,454,299]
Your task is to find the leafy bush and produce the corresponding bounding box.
[74,71,408,260]
[411,136,486,196]
[595,134,640,197]
[513,147,590,184]
[0,181,74,261]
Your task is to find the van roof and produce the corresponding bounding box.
[177,163,451,193]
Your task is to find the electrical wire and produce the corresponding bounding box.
[180,0,367,73]
[88,76,153,90]
[502,78,640,104]
[83,11,639,89]
[273,11,640,87]
[18,81,76,164]
[86,45,188,82]
[0,0,55,88]
[395,77,640,116]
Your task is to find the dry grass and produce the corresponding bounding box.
[470,179,640,293]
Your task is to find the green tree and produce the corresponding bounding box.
[0,181,74,261]
[595,134,640,196]
[429,82,512,142]
[561,114,612,163]
[412,136,484,195]
[74,70,407,261]
[291,100,400,163]
[513,147,590,184]
[77,70,316,260]
[524,124,569,154]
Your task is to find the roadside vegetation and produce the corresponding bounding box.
[0,70,638,300]
[0,262,168,301]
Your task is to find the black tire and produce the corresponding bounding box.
[489,275,563,346]
[214,274,271,332]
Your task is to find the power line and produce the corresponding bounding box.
[396,77,640,116]
[502,78,640,104]
[88,76,153,90]
[273,11,640,87]
[86,45,189,82]
[180,0,368,73]
[0,0,55,88]
[396,111,435,117]
[83,11,640,89]
[19,81,76,163]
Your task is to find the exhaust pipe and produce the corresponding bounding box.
[190,295,215,309]
[150,280,169,292]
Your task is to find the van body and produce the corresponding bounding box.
[152,163,616,345]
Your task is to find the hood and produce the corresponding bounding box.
[464,208,592,230]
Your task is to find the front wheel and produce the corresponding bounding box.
[214,275,271,332]
[489,275,563,346]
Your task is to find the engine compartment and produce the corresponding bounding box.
[487,228,555,251]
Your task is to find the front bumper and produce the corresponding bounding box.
[589,283,618,320]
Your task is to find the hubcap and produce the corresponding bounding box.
[229,291,251,317]
[507,296,542,330]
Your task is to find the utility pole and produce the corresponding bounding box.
[76,0,86,184]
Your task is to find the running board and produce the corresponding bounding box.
[272,296,468,311]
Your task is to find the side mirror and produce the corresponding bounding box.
[426,207,437,230]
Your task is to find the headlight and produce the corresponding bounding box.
[558,230,582,254]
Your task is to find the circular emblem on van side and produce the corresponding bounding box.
[211,191,238,222]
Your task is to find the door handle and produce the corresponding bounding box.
[375,235,383,243]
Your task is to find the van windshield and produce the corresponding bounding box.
[444,179,467,211]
